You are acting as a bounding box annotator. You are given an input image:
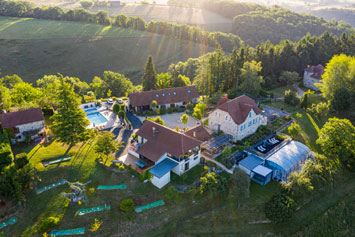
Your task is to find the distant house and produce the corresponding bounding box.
[128,86,199,112]
[128,120,202,188]
[109,0,121,7]
[208,95,267,142]
[0,108,46,143]
[184,125,211,143]
[303,64,325,91]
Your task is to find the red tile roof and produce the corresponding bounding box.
[128,86,199,107]
[215,95,262,125]
[135,120,202,162]
[184,125,211,142]
[0,108,44,128]
[305,64,325,80]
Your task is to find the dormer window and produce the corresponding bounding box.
[168,93,171,96]
[188,90,191,94]
[156,94,159,98]
[173,92,176,95]
[162,93,165,96]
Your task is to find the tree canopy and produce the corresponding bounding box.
[50,79,90,154]
[142,56,157,91]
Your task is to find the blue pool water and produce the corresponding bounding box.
[86,112,108,125]
[84,108,98,113]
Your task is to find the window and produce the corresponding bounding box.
[156,94,159,98]
[248,121,251,127]
[240,126,243,131]
[162,93,165,96]
[168,93,171,96]
[249,112,252,118]
[188,90,191,94]
[253,119,256,124]
[173,92,176,95]
[226,116,228,120]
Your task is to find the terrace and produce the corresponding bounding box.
[118,153,154,174]
[201,135,231,158]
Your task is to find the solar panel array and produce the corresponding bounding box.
[203,135,230,150]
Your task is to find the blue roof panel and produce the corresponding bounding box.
[149,158,179,178]
[239,154,263,171]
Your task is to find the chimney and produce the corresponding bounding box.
[152,126,158,136]
[224,94,228,99]
[193,131,197,138]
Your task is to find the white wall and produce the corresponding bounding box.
[303,72,322,91]
[172,150,201,176]
[150,172,170,189]
[208,108,266,141]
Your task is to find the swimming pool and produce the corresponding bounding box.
[86,112,108,126]
[84,108,98,113]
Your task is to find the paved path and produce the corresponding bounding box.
[201,156,234,174]
[294,83,305,98]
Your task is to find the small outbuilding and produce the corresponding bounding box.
[238,153,263,175]
[149,158,179,189]
[251,165,272,186]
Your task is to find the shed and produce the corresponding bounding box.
[251,165,273,186]
[238,153,264,175]
[265,140,311,181]
[149,158,178,189]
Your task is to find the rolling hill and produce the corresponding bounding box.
[0,16,213,84]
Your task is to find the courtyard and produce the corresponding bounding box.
[137,112,200,129]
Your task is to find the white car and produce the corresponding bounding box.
[117,99,123,104]
[107,99,113,104]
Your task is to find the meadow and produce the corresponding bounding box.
[0,16,213,84]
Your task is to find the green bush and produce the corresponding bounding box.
[168,107,175,114]
[113,104,120,113]
[265,193,296,223]
[0,129,14,171]
[15,153,29,169]
[164,186,180,204]
[39,217,61,232]
[120,199,135,213]
[80,0,93,8]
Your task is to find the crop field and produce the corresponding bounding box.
[0,16,213,84]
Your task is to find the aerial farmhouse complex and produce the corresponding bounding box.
[128,86,199,112]
[208,95,267,142]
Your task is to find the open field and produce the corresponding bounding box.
[0,16,213,84]
[23,1,233,32]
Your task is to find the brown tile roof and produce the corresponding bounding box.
[184,125,211,142]
[128,86,199,107]
[305,64,325,80]
[215,95,262,125]
[135,120,202,162]
[0,108,44,128]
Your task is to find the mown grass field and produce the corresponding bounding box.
[0,16,213,84]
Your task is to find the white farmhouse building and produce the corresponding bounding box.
[303,64,324,91]
[208,95,267,142]
[128,86,199,112]
[0,108,46,143]
[128,120,205,188]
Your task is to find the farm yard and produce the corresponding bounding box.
[0,16,213,84]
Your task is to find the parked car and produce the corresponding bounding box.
[107,99,113,104]
[117,99,123,104]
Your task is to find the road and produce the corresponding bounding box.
[115,112,142,158]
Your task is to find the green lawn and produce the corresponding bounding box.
[269,85,294,98]
[0,16,213,84]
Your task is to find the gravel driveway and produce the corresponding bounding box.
[138,112,199,129]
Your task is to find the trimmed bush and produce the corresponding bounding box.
[39,217,61,232]
[120,199,135,213]
[265,193,296,223]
